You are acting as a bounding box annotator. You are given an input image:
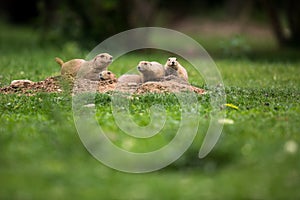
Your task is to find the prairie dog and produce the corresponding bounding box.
[55,53,113,80]
[137,61,165,82]
[55,57,84,77]
[165,57,188,81]
[99,70,117,81]
[118,74,142,84]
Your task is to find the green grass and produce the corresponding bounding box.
[0,22,300,199]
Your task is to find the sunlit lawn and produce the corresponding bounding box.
[0,22,299,199]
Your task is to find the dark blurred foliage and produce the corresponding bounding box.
[37,0,132,47]
[0,0,300,48]
[261,0,300,48]
[0,0,39,23]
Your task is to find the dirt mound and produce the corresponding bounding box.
[0,76,205,95]
[0,76,62,95]
[135,81,204,94]
[73,75,205,95]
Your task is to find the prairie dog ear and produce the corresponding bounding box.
[93,55,100,62]
[93,56,102,66]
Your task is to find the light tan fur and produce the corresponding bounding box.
[118,74,142,84]
[164,57,188,81]
[137,61,165,83]
[55,57,85,77]
[55,53,113,80]
[55,57,64,66]
[99,70,117,81]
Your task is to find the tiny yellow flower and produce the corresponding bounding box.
[225,103,239,110]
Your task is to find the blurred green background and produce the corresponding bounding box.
[0,0,300,199]
[1,0,300,50]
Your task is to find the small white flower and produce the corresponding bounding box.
[284,140,298,154]
[122,139,135,150]
[83,104,95,108]
[218,118,234,124]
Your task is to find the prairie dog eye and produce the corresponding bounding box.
[100,55,105,58]
[168,58,170,61]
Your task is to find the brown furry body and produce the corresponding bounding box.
[118,74,142,84]
[164,57,188,81]
[55,53,113,80]
[137,61,165,83]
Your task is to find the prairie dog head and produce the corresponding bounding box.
[137,61,164,82]
[99,70,116,81]
[165,57,178,70]
[93,53,113,69]
[137,61,153,72]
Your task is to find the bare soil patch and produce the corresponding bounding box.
[0,76,205,95]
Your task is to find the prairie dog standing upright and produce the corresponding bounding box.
[137,61,165,83]
[55,53,113,80]
[164,57,188,81]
